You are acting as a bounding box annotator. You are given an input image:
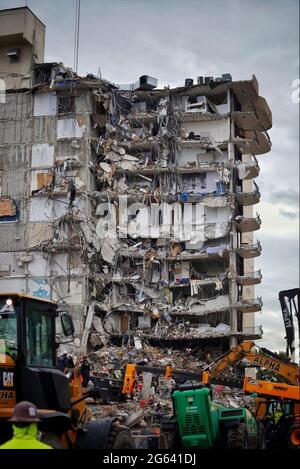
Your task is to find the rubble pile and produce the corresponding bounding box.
[88,343,212,374]
[85,344,255,434]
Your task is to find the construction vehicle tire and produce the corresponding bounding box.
[257,423,266,449]
[287,423,300,449]
[159,417,178,449]
[41,433,65,449]
[226,423,248,449]
[106,428,136,449]
[75,419,135,449]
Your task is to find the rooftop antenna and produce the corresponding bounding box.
[73,0,81,74]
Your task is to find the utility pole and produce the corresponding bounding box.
[73,0,81,74]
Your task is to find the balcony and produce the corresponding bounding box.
[244,156,260,180]
[236,241,262,258]
[241,96,272,131]
[253,96,272,130]
[235,214,261,232]
[232,112,263,131]
[128,111,157,124]
[236,269,262,286]
[232,130,271,155]
[236,181,260,206]
[234,325,263,340]
[251,130,272,155]
[236,297,263,313]
[178,111,228,123]
[120,140,158,151]
[230,76,272,130]
[177,137,215,150]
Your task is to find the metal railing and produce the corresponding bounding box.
[237,297,263,308]
[241,325,263,336]
[238,269,262,280]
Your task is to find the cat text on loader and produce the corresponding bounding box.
[0,294,135,449]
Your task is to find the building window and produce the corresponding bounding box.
[199,173,207,189]
[0,197,19,223]
[7,48,20,63]
[58,95,75,114]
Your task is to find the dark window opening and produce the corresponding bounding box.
[232,92,241,112]
[58,96,76,114]
[208,92,228,106]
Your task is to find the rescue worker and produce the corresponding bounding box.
[66,353,74,368]
[57,351,74,372]
[57,350,68,372]
[80,354,91,388]
[0,401,52,449]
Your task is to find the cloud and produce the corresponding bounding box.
[278,209,298,219]
[266,189,299,208]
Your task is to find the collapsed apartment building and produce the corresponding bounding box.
[0,7,272,353]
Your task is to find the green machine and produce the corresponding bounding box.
[160,384,263,449]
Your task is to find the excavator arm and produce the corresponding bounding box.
[204,341,300,385]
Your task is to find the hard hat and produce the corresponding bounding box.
[8,401,41,423]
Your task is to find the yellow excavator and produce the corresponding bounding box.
[0,293,135,448]
[200,341,300,449]
[201,340,300,386]
[122,338,300,449]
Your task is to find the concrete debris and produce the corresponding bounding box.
[84,344,255,440]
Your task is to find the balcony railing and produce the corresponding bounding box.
[232,130,271,155]
[244,155,260,180]
[236,269,262,286]
[236,240,262,258]
[237,325,263,337]
[235,213,261,232]
[236,181,260,206]
[236,297,263,313]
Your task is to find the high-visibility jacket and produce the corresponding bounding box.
[0,423,52,449]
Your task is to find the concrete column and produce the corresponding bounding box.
[228,106,238,349]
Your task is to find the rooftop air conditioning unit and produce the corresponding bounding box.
[185,78,194,87]
[222,73,232,82]
[204,76,214,84]
[133,75,158,91]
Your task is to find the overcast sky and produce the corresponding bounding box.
[1,0,299,352]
